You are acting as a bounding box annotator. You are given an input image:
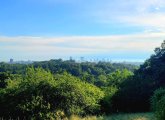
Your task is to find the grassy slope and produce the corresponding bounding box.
[70,113,156,120]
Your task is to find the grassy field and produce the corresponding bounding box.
[69,112,156,120]
[0,113,156,120]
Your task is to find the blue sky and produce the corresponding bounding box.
[1,0,165,62]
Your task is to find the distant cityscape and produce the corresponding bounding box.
[8,58,33,64]
[3,57,143,66]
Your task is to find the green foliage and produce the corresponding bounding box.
[54,73,104,115]
[0,60,137,88]
[107,69,133,87]
[0,53,139,117]
[0,62,27,74]
[151,88,165,120]
[0,67,104,119]
[0,67,56,119]
[95,75,108,87]
[99,69,132,113]
[24,67,54,84]
[0,72,10,88]
[112,40,165,112]
[101,86,118,113]
[31,60,137,88]
[151,88,165,111]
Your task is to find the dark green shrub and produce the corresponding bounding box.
[100,86,118,113]
[151,88,165,120]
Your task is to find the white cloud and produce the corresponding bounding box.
[120,13,165,28]
[91,0,165,32]
[0,33,164,57]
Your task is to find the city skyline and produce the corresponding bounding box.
[3,57,143,67]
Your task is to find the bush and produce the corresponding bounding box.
[54,73,104,115]
[151,88,165,120]
[0,67,104,119]
[100,86,118,113]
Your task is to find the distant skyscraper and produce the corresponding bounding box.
[70,56,73,61]
[80,57,84,62]
[10,58,14,63]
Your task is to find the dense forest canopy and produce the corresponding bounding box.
[0,62,134,119]
[0,60,137,87]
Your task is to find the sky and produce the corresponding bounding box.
[1,0,165,62]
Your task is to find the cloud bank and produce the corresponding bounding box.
[1,33,164,61]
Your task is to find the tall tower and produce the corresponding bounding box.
[80,57,84,62]
[10,58,14,64]
[70,56,73,61]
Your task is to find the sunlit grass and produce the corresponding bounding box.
[69,113,156,120]
[0,112,156,120]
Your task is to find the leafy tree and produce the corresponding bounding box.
[101,86,118,113]
[99,69,133,113]
[112,40,165,112]
[151,88,165,120]
[0,72,10,88]
[0,67,104,119]
[95,75,108,87]
[107,69,133,87]
[0,59,138,88]
[54,73,104,115]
